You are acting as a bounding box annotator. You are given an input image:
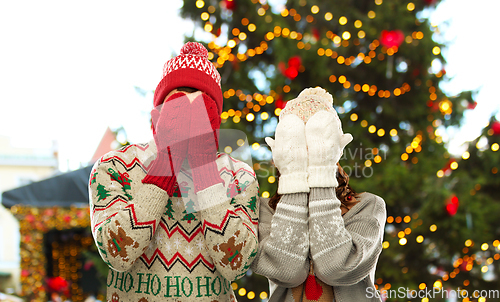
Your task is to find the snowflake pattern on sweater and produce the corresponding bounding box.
[89,140,259,302]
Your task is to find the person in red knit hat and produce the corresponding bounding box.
[88,42,259,301]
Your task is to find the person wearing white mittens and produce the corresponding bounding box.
[251,87,387,302]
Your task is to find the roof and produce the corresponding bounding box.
[90,127,116,163]
[1,165,93,208]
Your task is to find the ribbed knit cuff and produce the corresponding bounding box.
[137,183,171,216]
[195,183,230,211]
[308,166,338,188]
[276,192,309,208]
[142,153,178,195]
[308,187,341,215]
[191,157,224,193]
[277,172,310,194]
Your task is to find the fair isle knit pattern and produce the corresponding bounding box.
[89,140,259,302]
[163,45,221,87]
[251,190,386,302]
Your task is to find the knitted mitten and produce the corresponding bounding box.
[305,110,352,188]
[265,114,309,194]
[187,94,223,193]
[142,93,191,195]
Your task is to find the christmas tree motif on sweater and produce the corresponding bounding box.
[164,199,175,220]
[96,184,111,201]
[213,230,244,270]
[181,200,197,223]
[247,196,257,213]
[107,168,133,200]
[89,170,98,185]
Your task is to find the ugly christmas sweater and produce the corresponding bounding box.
[251,189,386,302]
[88,140,259,302]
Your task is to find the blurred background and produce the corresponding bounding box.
[1,0,499,301]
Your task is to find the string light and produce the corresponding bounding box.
[11,205,91,301]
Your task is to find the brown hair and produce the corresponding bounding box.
[176,87,199,93]
[268,163,359,213]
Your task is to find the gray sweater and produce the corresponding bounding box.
[251,188,386,302]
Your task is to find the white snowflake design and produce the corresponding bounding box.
[164,242,173,252]
[185,245,194,256]
[195,238,206,251]
[173,237,182,250]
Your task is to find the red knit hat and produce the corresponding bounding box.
[153,42,223,114]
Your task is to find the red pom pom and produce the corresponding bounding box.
[304,275,323,300]
[180,42,208,58]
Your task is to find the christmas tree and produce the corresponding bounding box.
[247,196,257,213]
[96,184,111,202]
[182,200,197,223]
[165,199,175,220]
[180,0,499,301]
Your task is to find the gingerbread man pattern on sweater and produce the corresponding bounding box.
[89,140,259,302]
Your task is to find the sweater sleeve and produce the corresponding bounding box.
[88,153,169,272]
[308,188,386,286]
[197,175,260,282]
[251,194,310,288]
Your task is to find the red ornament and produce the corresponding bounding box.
[46,276,69,294]
[424,0,437,5]
[231,59,240,71]
[224,0,236,10]
[445,195,459,216]
[275,97,287,109]
[279,56,302,80]
[379,30,405,49]
[491,121,500,135]
[467,102,477,110]
[442,159,456,174]
[212,27,221,37]
[312,28,320,41]
[288,56,301,69]
[304,275,323,300]
[284,67,299,80]
[26,214,35,223]
[84,260,94,271]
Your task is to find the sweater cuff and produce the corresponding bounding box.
[308,187,341,215]
[191,158,224,193]
[277,172,310,194]
[308,166,338,188]
[137,183,171,216]
[195,183,230,211]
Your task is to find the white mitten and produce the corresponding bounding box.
[305,110,353,187]
[265,114,309,194]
